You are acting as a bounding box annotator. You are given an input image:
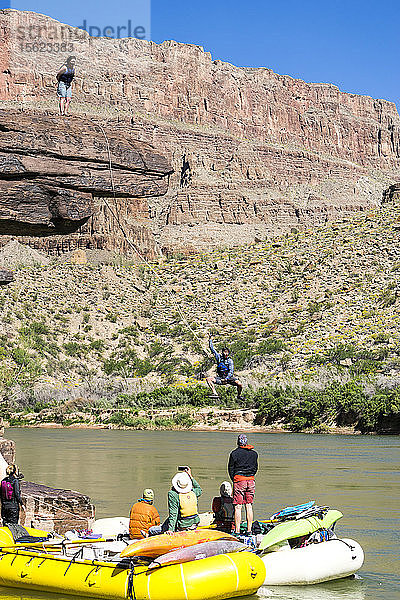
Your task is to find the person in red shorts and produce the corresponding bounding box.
[228,434,258,535]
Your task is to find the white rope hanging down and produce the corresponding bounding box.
[92,120,205,350]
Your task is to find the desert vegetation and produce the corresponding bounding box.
[1,201,400,433]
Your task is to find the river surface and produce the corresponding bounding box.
[1,429,399,600]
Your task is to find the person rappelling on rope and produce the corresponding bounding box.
[206,337,243,399]
[56,56,76,116]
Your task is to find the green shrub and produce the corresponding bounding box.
[255,381,372,432]
[153,417,175,428]
[8,415,28,426]
[64,342,86,357]
[356,387,400,433]
[33,401,54,413]
[107,412,151,428]
[118,326,138,338]
[256,338,286,355]
[307,301,321,315]
[89,340,105,352]
[151,322,170,334]
[105,312,118,323]
[149,341,167,357]
[12,347,32,366]
[21,322,50,336]
[173,412,195,428]
[377,288,397,308]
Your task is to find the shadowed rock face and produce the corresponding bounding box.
[0,269,14,284]
[0,110,172,252]
[383,184,400,203]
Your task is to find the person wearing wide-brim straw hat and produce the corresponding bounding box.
[1,464,23,526]
[167,467,202,533]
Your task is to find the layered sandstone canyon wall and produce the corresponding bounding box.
[0,109,172,257]
[1,9,400,253]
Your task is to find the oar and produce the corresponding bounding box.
[0,536,122,551]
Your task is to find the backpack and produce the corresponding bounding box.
[1,480,14,501]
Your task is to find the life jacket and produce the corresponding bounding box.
[179,491,198,518]
[59,66,75,86]
[213,496,234,523]
[1,480,14,501]
[220,496,234,522]
[217,360,230,377]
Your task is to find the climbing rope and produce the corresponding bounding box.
[91,119,206,352]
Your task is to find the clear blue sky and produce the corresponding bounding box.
[6,0,400,110]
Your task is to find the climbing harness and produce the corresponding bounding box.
[216,361,230,377]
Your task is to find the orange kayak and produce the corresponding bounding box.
[120,529,236,559]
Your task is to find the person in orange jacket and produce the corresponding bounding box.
[129,489,160,539]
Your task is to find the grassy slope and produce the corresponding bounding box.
[1,200,400,432]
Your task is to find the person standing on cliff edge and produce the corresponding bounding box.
[56,56,76,116]
[206,337,243,399]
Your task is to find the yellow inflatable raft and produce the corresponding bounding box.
[0,529,265,600]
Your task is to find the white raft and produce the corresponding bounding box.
[257,508,364,586]
[261,537,364,585]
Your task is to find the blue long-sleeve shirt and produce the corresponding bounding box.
[209,339,234,379]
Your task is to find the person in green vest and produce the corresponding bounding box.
[167,468,202,532]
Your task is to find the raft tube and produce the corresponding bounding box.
[0,548,266,600]
[121,529,235,559]
[0,526,54,546]
[261,538,364,585]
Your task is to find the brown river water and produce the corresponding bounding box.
[1,428,399,600]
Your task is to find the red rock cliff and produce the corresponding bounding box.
[1,9,399,253]
[0,109,172,257]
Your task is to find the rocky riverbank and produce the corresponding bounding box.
[3,388,399,435]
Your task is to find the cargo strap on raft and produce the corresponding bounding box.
[63,547,84,576]
[127,562,137,600]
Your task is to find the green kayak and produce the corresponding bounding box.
[259,509,343,551]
